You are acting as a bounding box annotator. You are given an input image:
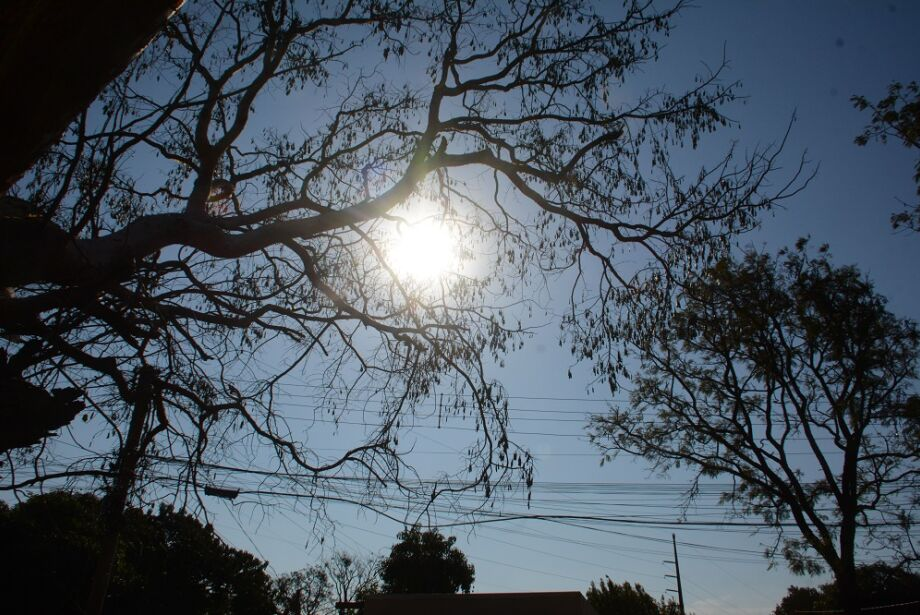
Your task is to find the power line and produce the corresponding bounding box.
[235,381,627,403]
[253,412,852,445]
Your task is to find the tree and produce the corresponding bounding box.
[774,563,920,615]
[589,241,920,615]
[0,1,185,193]
[773,586,825,615]
[1,0,798,590]
[379,525,474,594]
[0,345,84,451]
[275,552,378,615]
[0,491,275,614]
[586,578,681,615]
[324,552,380,612]
[273,566,331,615]
[853,80,920,231]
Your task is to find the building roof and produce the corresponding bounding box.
[362,591,600,615]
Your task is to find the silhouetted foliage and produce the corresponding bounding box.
[0,491,275,614]
[853,80,920,231]
[380,526,474,594]
[0,346,83,452]
[273,566,331,615]
[773,586,824,615]
[275,552,379,615]
[0,1,184,192]
[590,241,920,615]
[2,0,800,554]
[586,578,682,615]
[774,563,920,615]
[323,552,380,613]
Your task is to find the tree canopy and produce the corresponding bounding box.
[0,1,184,193]
[273,566,331,615]
[774,563,920,615]
[275,551,379,615]
[379,526,474,594]
[853,80,920,231]
[0,0,800,535]
[0,491,275,614]
[589,241,920,615]
[324,552,380,609]
[586,578,681,615]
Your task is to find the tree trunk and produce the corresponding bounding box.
[835,436,862,615]
[0,0,184,193]
[85,366,156,615]
[835,563,860,615]
[836,513,861,615]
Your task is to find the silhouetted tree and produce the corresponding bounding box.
[853,80,920,231]
[0,0,800,500]
[273,566,331,615]
[0,345,83,451]
[275,552,378,615]
[0,491,275,614]
[380,526,474,594]
[0,7,803,613]
[324,552,380,613]
[774,564,920,615]
[0,1,184,192]
[773,586,825,615]
[590,241,920,615]
[586,578,681,615]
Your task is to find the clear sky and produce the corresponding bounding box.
[8,2,919,615]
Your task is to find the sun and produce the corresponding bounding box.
[388,216,457,282]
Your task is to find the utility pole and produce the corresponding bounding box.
[664,533,686,615]
[86,366,157,615]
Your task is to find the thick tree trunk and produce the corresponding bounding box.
[835,438,862,615]
[0,0,184,193]
[836,511,861,615]
[835,563,861,615]
[85,366,156,615]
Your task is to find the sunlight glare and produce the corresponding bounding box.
[388,217,457,282]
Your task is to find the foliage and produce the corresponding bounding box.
[380,526,474,594]
[773,586,825,615]
[853,80,920,231]
[0,491,275,614]
[323,552,380,610]
[0,345,84,451]
[276,551,379,615]
[586,578,681,615]
[590,241,920,613]
[774,563,920,615]
[1,0,798,521]
[273,566,330,615]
